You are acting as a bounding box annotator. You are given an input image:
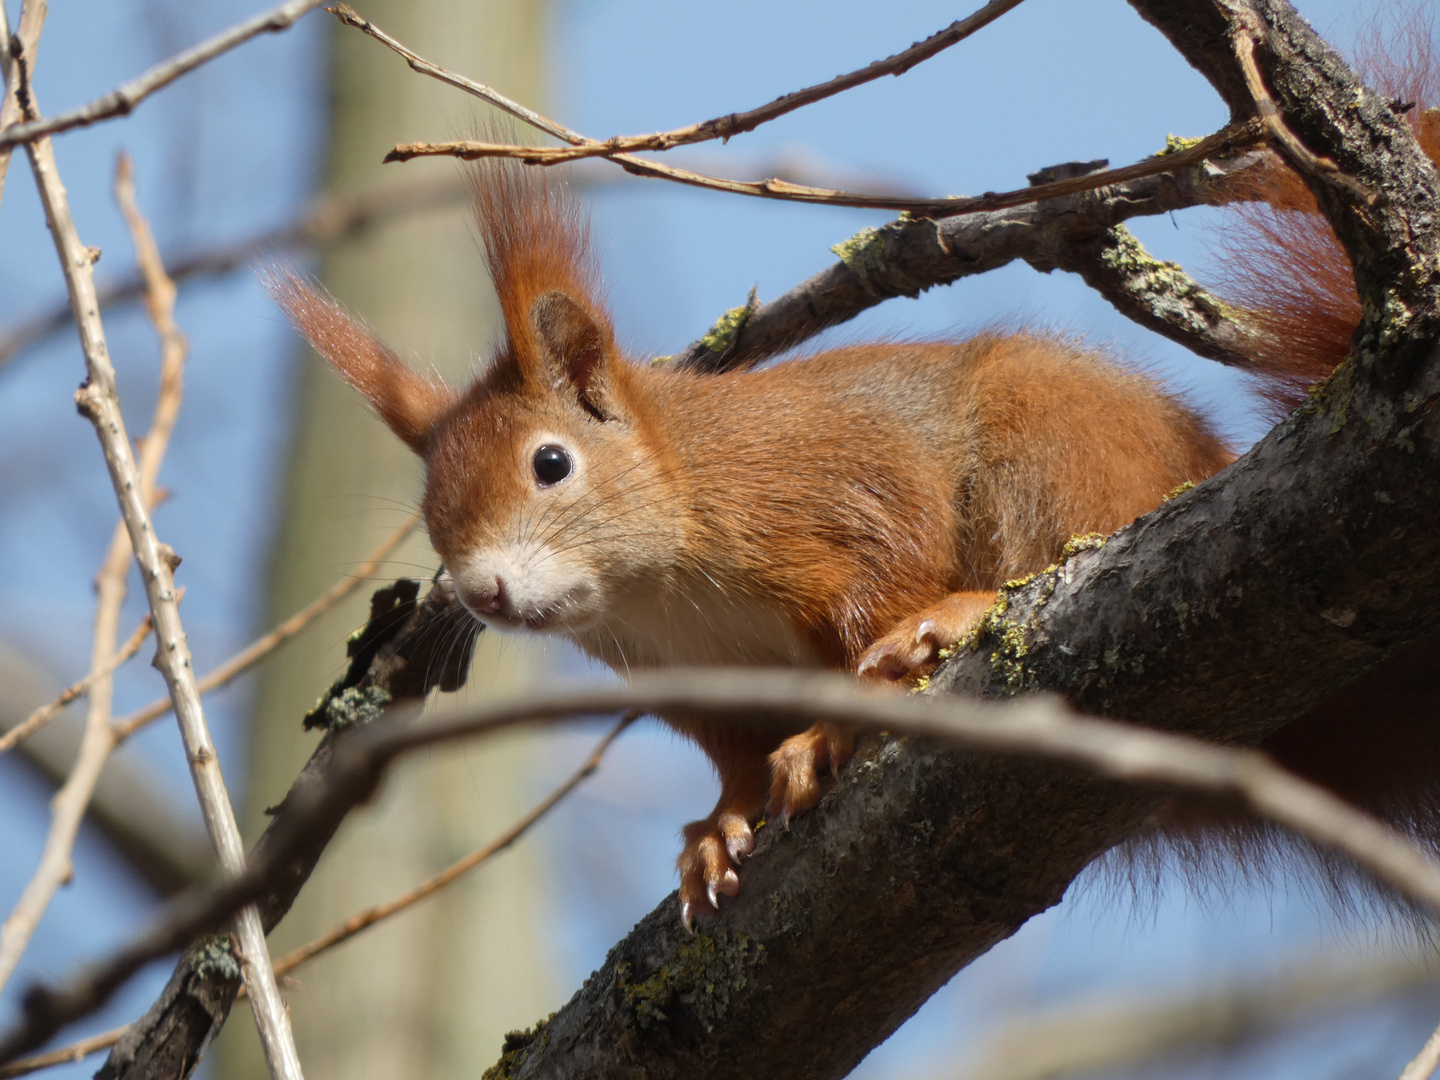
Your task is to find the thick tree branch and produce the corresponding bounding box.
[1032,220,1258,369]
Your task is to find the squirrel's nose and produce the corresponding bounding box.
[475,576,507,614]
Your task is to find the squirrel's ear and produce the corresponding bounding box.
[530,290,609,419]
[266,270,454,454]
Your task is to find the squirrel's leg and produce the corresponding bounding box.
[856,590,998,682]
[768,722,854,820]
[674,725,773,931]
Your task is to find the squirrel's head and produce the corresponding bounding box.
[268,168,681,636]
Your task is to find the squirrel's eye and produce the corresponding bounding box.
[532,444,573,487]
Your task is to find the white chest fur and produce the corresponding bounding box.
[568,575,823,673]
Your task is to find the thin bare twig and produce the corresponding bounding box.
[22,126,302,1079]
[0,612,152,756]
[1401,1018,1440,1080]
[8,668,1440,1063]
[350,0,1266,221]
[396,0,1030,164]
[267,712,633,979]
[0,153,190,996]
[111,510,420,742]
[0,0,327,151]
[387,123,1264,219]
[326,3,574,142]
[0,0,48,211]
[1234,28,1376,204]
[0,713,629,1077]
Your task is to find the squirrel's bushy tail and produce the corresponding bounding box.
[1103,16,1440,921]
[1209,11,1440,420]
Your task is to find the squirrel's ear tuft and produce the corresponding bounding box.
[530,289,608,419]
[265,269,455,453]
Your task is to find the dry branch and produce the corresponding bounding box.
[5,704,214,897]
[1402,1018,1440,1080]
[389,122,1264,217]
[0,1024,128,1080]
[387,0,1028,162]
[0,150,912,371]
[0,174,468,369]
[22,113,302,1080]
[333,5,1263,220]
[1233,26,1376,205]
[111,510,419,741]
[0,153,191,996]
[0,0,327,152]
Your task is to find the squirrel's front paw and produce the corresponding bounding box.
[768,722,853,821]
[856,591,997,681]
[677,812,753,931]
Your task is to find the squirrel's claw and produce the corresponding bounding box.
[677,822,745,928]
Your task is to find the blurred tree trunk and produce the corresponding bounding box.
[216,4,555,1078]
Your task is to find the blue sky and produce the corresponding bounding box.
[1,1,1436,1078]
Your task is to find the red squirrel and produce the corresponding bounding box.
[270,167,1228,927]
[271,60,1440,924]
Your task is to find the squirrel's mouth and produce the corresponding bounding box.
[473,591,591,634]
[448,551,594,634]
